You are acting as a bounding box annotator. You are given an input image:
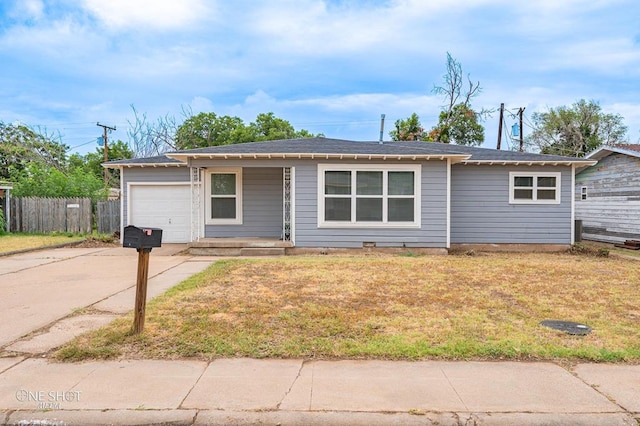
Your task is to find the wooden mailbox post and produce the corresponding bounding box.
[123,225,163,334]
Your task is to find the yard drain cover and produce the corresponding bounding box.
[540,320,591,336]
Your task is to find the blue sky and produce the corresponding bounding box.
[1,0,639,155]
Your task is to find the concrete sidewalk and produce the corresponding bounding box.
[0,357,638,425]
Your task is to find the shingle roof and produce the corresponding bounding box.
[586,144,640,161]
[104,138,596,167]
[103,155,185,167]
[611,143,640,152]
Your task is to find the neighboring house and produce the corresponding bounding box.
[575,144,640,243]
[104,138,595,251]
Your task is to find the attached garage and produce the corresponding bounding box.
[128,184,191,243]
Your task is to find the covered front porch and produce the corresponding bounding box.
[189,166,294,250]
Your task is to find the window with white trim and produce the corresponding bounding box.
[581,186,588,200]
[206,168,242,224]
[509,172,561,204]
[318,164,420,227]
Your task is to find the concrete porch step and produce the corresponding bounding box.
[189,247,286,256]
[188,239,292,256]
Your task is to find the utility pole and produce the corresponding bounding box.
[97,122,116,185]
[517,108,525,152]
[497,103,504,150]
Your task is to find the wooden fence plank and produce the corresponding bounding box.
[97,200,120,234]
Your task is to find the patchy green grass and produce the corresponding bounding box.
[0,233,85,254]
[580,240,640,259]
[56,253,640,363]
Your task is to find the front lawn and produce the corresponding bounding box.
[57,253,640,362]
[0,233,85,254]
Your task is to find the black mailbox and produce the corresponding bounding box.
[123,225,163,250]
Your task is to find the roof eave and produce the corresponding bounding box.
[102,163,186,169]
[166,152,472,162]
[586,146,640,160]
[460,160,598,166]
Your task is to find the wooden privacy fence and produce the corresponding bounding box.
[10,197,93,234]
[97,200,120,234]
[9,197,121,234]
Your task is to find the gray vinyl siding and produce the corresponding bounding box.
[121,167,190,227]
[450,165,572,244]
[294,161,448,248]
[575,153,640,243]
[189,158,448,247]
[205,167,283,238]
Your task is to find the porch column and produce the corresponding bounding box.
[283,167,292,241]
[190,167,203,242]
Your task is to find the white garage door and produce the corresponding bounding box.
[129,184,191,243]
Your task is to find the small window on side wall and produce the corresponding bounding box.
[509,172,561,204]
[581,186,588,200]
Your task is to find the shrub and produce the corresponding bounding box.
[568,243,609,257]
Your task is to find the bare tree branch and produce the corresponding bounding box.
[127,105,182,158]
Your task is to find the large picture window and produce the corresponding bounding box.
[509,172,561,204]
[206,168,242,224]
[318,165,420,227]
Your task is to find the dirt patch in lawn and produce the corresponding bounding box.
[57,253,640,363]
[71,236,120,248]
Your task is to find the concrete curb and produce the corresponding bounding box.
[4,409,197,425]
[3,410,637,426]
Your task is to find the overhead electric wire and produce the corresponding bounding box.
[67,139,99,151]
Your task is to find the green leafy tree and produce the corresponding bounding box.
[427,104,484,146]
[175,111,321,149]
[0,122,68,179]
[0,122,112,200]
[250,112,322,141]
[389,113,427,141]
[70,140,133,187]
[175,112,251,149]
[250,112,296,140]
[11,163,107,200]
[526,99,628,157]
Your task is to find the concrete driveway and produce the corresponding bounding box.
[0,245,216,352]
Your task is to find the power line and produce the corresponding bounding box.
[67,139,98,151]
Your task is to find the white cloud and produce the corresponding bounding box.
[248,0,458,56]
[81,0,213,31]
[541,38,640,74]
[189,96,215,113]
[7,0,44,21]
[0,18,103,58]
